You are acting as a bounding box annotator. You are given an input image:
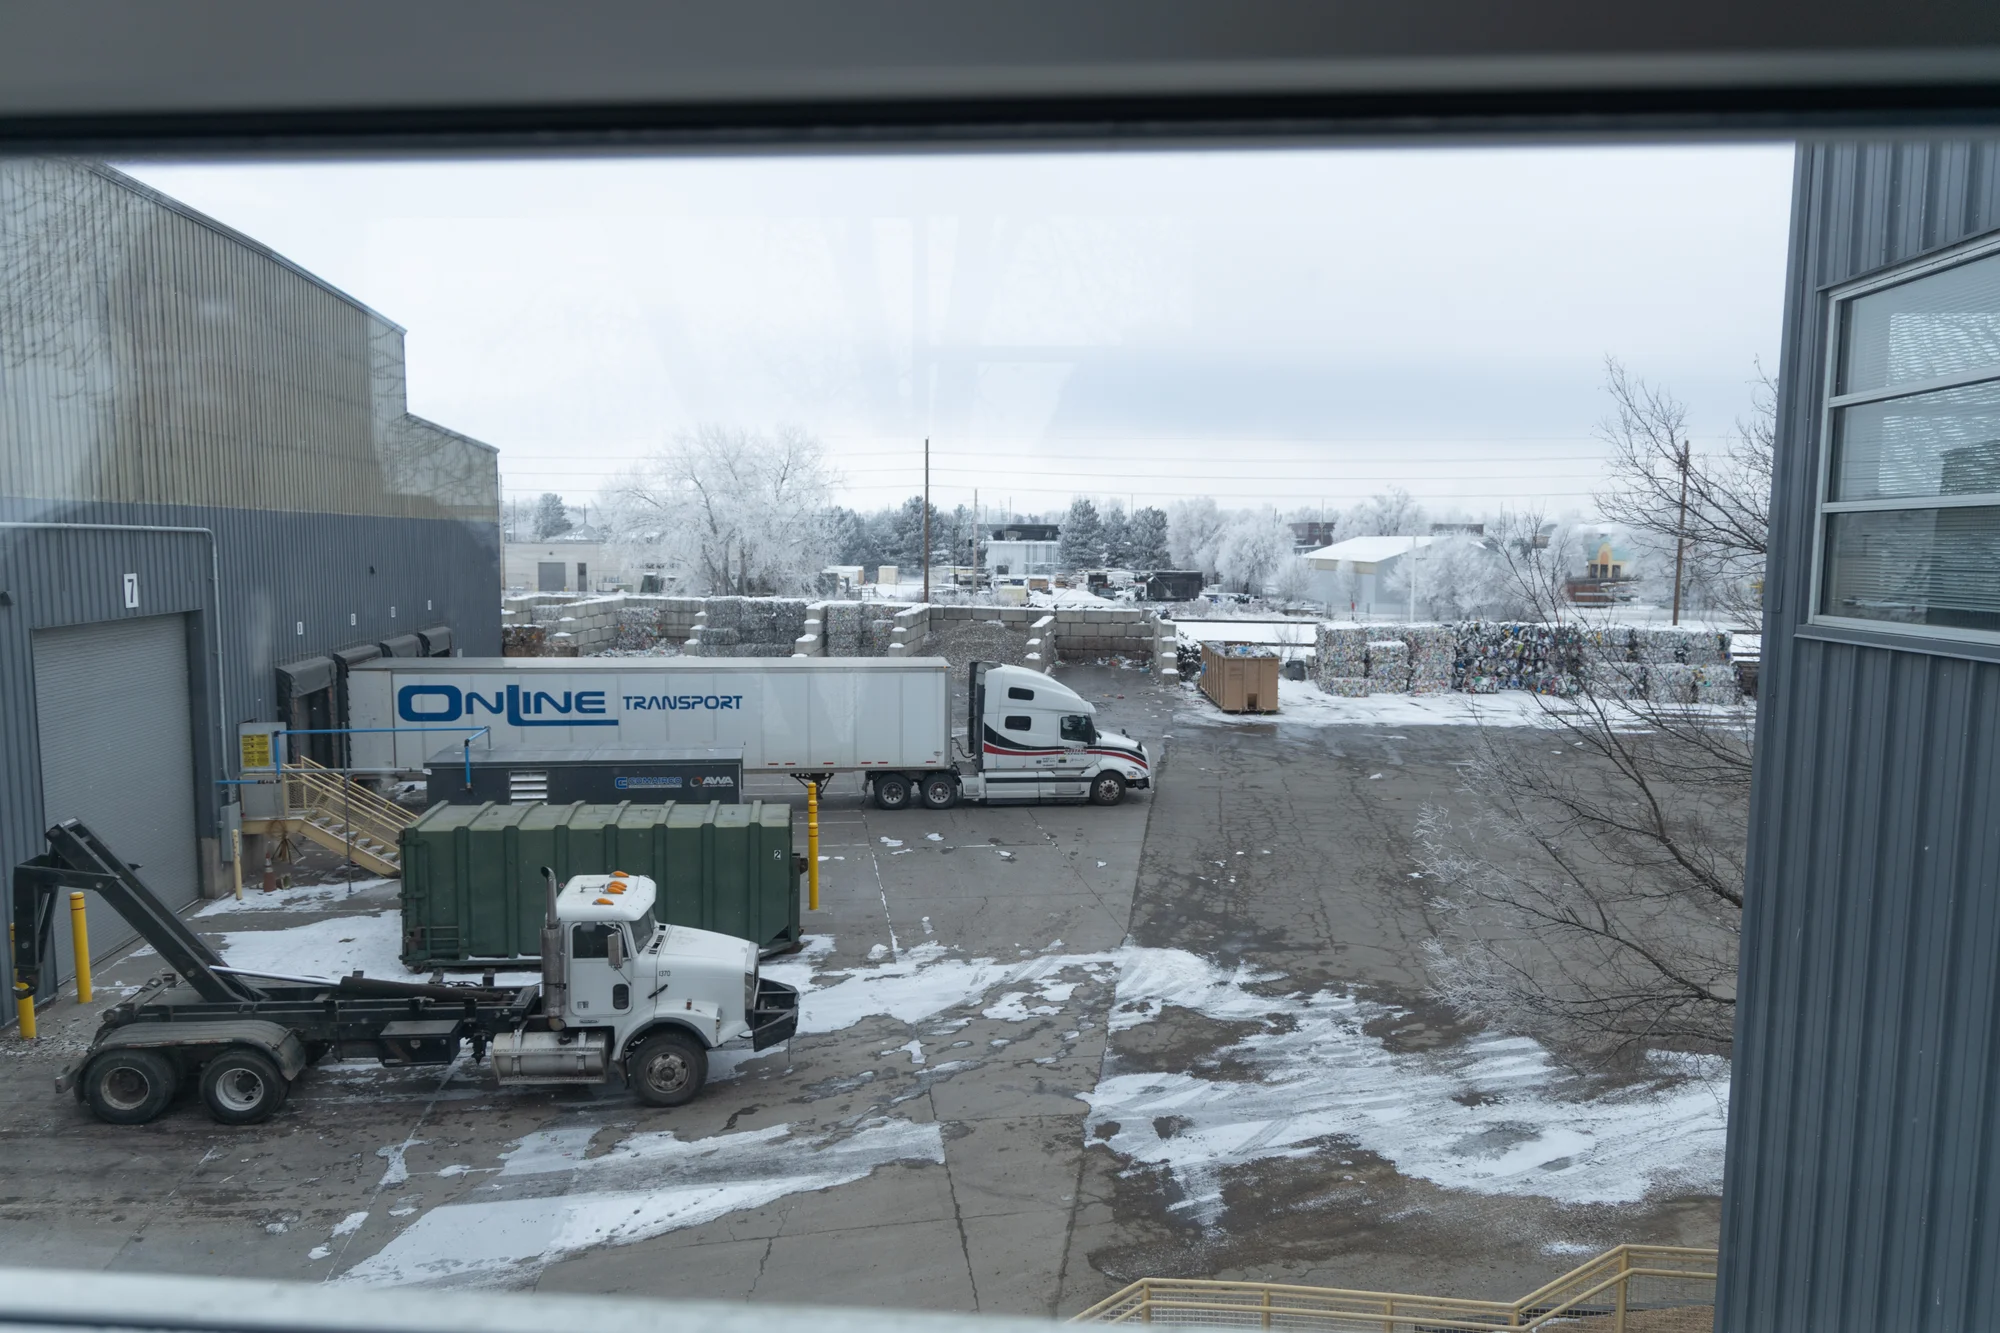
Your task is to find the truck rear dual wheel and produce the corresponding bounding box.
[630,1030,708,1108]
[920,773,960,810]
[873,775,912,810]
[83,1049,180,1125]
[200,1048,290,1125]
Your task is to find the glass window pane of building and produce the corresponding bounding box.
[1819,247,2000,639]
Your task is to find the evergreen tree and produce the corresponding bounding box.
[1057,497,1104,570]
[1127,506,1171,568]
[533,492,573,539]
[1099,503,1132,567]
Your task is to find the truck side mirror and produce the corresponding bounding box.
[607,928,625,970]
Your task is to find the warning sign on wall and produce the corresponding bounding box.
[239,730,273,771]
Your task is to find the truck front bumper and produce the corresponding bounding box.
[750,977,801,1050]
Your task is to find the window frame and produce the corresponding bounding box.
[1808,229,2000,652]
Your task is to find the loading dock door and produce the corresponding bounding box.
[33,615,202,977]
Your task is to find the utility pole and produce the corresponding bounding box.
[1407,535,1417,623]
[922,437,931,604]
[1670,436,1691,626]
[973,488,980,591]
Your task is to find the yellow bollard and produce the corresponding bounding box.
[807,780,821,912]
[68,892,93,1004]
[9,923,30,1040]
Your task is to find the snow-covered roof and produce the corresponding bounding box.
[1303,535,1435,565]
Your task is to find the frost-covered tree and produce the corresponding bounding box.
[604,424,838,595]
[1342,486,1427,538]
[1057,497,1105,570]
[1127,506,1172,569]
[1167,497,1227,577]
[1098,502,1132,567]
[1380,533,1512,620]
[1214,508,1294,594]
[532,492,573,540]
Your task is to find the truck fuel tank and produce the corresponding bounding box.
[492,1029,609,1084]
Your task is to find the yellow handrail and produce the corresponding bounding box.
[1072,1245,1719,1330]
[278,757,414,862]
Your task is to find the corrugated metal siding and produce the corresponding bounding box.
[0,158,503,1005]
[0,159,497,524]
[1719,141,2000,1333]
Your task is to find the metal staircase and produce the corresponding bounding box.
[272,757,414,877]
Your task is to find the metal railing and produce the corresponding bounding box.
[1072,1245,1717,1331]
[278,756,415,874]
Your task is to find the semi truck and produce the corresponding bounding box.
[14,822,798,1126]
[348,657,1151,809]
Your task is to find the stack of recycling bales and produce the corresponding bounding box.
[1408,627,1456,693]
[1314,624,1373,697]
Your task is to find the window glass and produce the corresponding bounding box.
[1007,686,1035,700]
[1840,252,2000,394]
[1820,506,2000,632]
[1003,714,1033,731]
[571,922,614,959]
[1060,715,1094,742]
[1830,382,2000,501]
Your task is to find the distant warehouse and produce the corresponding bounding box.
[0,160,500,971]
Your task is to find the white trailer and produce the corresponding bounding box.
[345,657,1150,808]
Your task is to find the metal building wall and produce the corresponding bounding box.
[1719,140,2000,1333]
[0,159,500,985]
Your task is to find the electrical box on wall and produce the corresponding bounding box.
[237,721,285,819]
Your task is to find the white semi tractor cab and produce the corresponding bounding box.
[347,657,1150,808]
[508,870,797,1107]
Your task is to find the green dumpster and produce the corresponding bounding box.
[399,800,802,966]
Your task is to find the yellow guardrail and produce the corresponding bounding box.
[1073,1245,1718,1332]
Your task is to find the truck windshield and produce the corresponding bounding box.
[1060,715,1095,743]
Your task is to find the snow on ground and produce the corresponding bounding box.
[1084,993,1728,1221]
[341,1117,943,1286]
[1193,677,1561,728]
[189,909,1724,1269]
[1189,676,1755,730]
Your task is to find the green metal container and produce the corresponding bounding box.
[399,800,801,966]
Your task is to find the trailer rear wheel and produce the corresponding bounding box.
[873,774,912,811]
[630,1030,707,1108]
[920,772,959,809]
[199,1048,289,1125]
[1089,772,1128,806]
[83,1049,179,1125]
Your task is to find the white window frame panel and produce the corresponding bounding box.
[1809,229,2000,651]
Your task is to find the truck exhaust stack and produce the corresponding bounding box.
[539,864,566,1029]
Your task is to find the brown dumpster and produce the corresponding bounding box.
[1199,642,1280,713]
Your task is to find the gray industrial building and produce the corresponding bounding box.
[0,159,500,982]
[1720,139,2000,1333]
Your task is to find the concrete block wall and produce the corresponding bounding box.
[1047,606,1159,660]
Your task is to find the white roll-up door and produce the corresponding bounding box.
[34,614,202,970]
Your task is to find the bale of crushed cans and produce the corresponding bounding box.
[1366,640,1409,690]
[1314,625,1373,684]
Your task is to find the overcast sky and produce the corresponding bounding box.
[126,144,1795,519]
